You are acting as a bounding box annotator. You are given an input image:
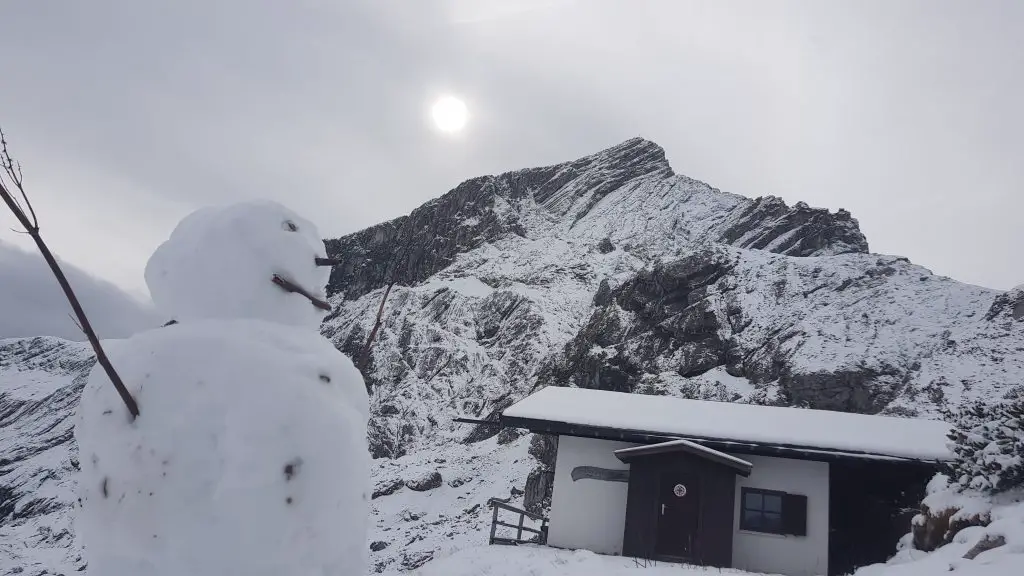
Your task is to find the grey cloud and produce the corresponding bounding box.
[0,241,161,341]
[0,0,1020,293]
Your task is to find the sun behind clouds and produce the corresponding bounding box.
[431,96,469,133]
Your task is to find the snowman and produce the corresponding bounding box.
[74,200,369,576]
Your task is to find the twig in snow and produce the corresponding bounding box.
[0,126,140,419]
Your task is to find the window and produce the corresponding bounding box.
[741,488,784,534]
[740,488,807,536]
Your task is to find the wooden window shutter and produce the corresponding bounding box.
[782,493,808,536]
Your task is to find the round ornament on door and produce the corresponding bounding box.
[673,484,687,497]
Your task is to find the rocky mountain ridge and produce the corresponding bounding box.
[325,138,867,301]
[2,138,1023,574]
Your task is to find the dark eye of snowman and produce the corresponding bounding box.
[283,220,299,232]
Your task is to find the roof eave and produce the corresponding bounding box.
[614,443,753,477]
[500,414,949,467]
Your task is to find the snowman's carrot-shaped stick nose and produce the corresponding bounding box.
[315,257,340,266]
[271,274,332,311]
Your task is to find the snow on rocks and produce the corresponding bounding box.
[406,470,443,492]
[0,337,93,575]
[367,434,538,574]
[856,484,1024,576]
[145,200,332,328]
[74,201,370,576]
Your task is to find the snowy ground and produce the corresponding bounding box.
[368,434,538,573]
[414,500,1024,576]
[407,482,1024,576]
[413,545,768,576]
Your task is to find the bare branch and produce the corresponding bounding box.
[0,126,139,418]
[358,282,393,375]
[68,313,84,334]
[0,128,37,230]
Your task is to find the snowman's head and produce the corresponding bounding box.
[145,200,335,329]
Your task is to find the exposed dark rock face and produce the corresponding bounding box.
[523,468,553,515]
[399,551,434,571]
[718,196,869,256]
[496,426,527,445]
[538,248,736,394]
[963,534,1005,559]
[325,176,507,302]
[985,285,1024,321]
[528,434,558,470]
[462,396,515,445]
[523,434,558,514]
[370,541,390,552]
[406,471,443,492]
[593,279,612,306]
[533,247,1018,418]
[372,478,406,499]
[779,368,905,413]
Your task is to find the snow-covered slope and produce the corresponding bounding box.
[0,337,90,575]
[1,138,1023,574]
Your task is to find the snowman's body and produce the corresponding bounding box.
[74,201,368,576]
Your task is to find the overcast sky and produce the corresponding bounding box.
[0,241,160,341]
[1,0,1021,328]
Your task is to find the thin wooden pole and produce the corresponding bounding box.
[488,503,500,545]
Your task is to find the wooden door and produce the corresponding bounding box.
[654,468,700,559]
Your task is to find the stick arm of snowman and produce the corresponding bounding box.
[0,127,141,419]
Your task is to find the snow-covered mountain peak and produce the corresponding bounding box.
[326,138,867,302]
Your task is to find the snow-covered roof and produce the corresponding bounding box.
[614,439,753,476]
[502,387,953,462]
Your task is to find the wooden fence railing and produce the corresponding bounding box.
[487,498,548,546]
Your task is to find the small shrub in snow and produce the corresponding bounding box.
[944,395,1024,494]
